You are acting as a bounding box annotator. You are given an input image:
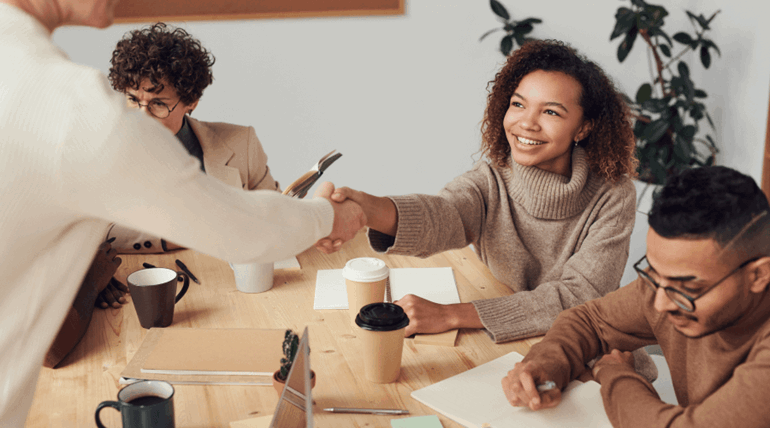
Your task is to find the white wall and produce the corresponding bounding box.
[54,1,770,282]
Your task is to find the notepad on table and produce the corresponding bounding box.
[313,267,460,309]
[139,328,285,376]
[411,351,612,428]
[314,267,461,346]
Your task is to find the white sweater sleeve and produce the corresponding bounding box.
[59,73,333,264]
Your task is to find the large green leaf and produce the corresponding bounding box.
[643,118,670,143]
[700,46,711,68]
[517,18,542,26]
[678,61,690,77]
[673,32,694,46]
[490,0,510,20]
[617,28,638,62]
[500,34,513,56]
[701,39,721,56]
[515,22,534,35]
[636,83,653,103]
[659,44,671,57]
[694,89,707,98]
[611,7,636,40]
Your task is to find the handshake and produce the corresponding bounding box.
[312,182,394,254]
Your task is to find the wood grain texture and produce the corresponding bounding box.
[114,0,405,23]
[26,231,535,427]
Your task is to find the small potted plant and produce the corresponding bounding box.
[272,329,315,395]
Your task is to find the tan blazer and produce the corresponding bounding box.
[109,118,279,253]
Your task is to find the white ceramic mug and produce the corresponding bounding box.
[229,262,274,293]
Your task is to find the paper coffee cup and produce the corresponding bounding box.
[355,302,409,383]
[342,258,389,324]
[230,262,274,293]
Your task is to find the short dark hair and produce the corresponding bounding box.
[109,23,215,105]
[480,40,637,182]
[649,166,770,254]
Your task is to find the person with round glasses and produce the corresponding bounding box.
[502,166,770,428]
[105,23,281,256]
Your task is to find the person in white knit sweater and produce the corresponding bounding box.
[0,0,364,425]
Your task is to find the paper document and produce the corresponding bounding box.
[313,267,460,310]
[411,352,612,428]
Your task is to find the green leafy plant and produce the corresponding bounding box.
[480,0,542,56]
[611,0,721,184]
[276,329,299,381]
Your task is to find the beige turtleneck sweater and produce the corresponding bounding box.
[525,278,770,428]
[369,147,636,342]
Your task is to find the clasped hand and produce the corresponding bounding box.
[313,182,367,254]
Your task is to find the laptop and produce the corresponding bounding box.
[269,326,313,428]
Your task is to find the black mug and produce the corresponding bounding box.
[127,268,189,328]
[95,380,175,428]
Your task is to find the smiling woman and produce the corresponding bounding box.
[326,41,655,382]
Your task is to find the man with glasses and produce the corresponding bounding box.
[500,166,770,427]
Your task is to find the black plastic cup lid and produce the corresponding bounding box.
[355,302,410,332]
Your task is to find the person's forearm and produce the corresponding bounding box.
[44,278,100,368]
[448,303,485,329]
[366,195,398,236]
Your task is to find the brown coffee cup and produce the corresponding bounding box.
[355,302,409,383]
[342,258,389,325]
[127,268,189,329]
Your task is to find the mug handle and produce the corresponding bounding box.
[95,400,121,428]
[175,272,190,303]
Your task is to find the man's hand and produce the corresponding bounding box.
[313,182,367,254]
[501,360,562,411]
[592,349,635,381]
[85,241,124,308]
[95,277,129,309]
[394,294,482,336]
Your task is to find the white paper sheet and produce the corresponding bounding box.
[313,267,460,310]
[411,352,612,428]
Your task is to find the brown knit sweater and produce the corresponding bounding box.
[368,147,636,342]
[525,278,770,428]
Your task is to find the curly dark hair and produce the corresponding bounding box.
[649,166,770,253]
[108,23,215,105]
[480,40,637,182]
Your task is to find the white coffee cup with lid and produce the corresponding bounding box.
[342,257,389,325]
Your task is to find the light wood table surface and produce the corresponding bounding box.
[26,231,541,427]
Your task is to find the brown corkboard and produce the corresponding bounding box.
[114,0,405,23]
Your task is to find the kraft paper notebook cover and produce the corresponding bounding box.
[140,328,285,375]
[120,328,283,385]
[411,351,612,428]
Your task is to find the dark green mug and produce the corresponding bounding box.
[95,380,175,428]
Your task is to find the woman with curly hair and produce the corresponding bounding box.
[106,22,280,255]
[331,40,648,361]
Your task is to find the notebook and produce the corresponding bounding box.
[411,352,612,428]
[139,328,285,376]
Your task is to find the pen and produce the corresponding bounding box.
[175,259,200,284]
[323,408,409,415]
[536,380,557,392]
[142,263,156,269]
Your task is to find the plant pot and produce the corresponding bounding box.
[272,370,316,396]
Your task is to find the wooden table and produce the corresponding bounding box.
[26,231,541,427]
